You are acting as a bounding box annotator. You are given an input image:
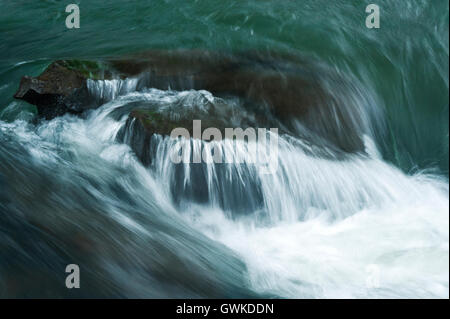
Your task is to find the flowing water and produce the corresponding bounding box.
[0,0,448,298]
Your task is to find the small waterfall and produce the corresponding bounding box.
[86,86,448,298]
[134,129,437,223]
[103,85,430,224]
[0,82,448,298]
[0,0,448,300]
[87,78,140,104]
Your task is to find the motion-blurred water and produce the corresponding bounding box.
[0,0,448,298]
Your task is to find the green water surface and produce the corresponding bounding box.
[0,0,448,174]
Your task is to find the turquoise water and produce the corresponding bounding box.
[1,0,448,173]
[0,1,448,298]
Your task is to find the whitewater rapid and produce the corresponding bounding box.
[0,84,448,298]
[0,83,449,298]
[0,0,448,299]
[86,85,450,298]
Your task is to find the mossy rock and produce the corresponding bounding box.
[130,109,194,137]
[58,60,111,80]
[14,51,366,154]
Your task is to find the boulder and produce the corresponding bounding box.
[14,60,109,119]
[14,50,367,153]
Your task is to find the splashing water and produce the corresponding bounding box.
[0,0,448,298]
[2,82,447,298]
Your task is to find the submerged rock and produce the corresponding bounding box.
[14,50,368,153]
[108,50,325,122]
[14,51,371,215]
[115,91,267,165]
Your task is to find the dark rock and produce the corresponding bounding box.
[14,60,107,120]
[15,51,367,153]
[119,50,367,154]
[108,50,321,121]
[115,106,267,215]
[115,95,261,165]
